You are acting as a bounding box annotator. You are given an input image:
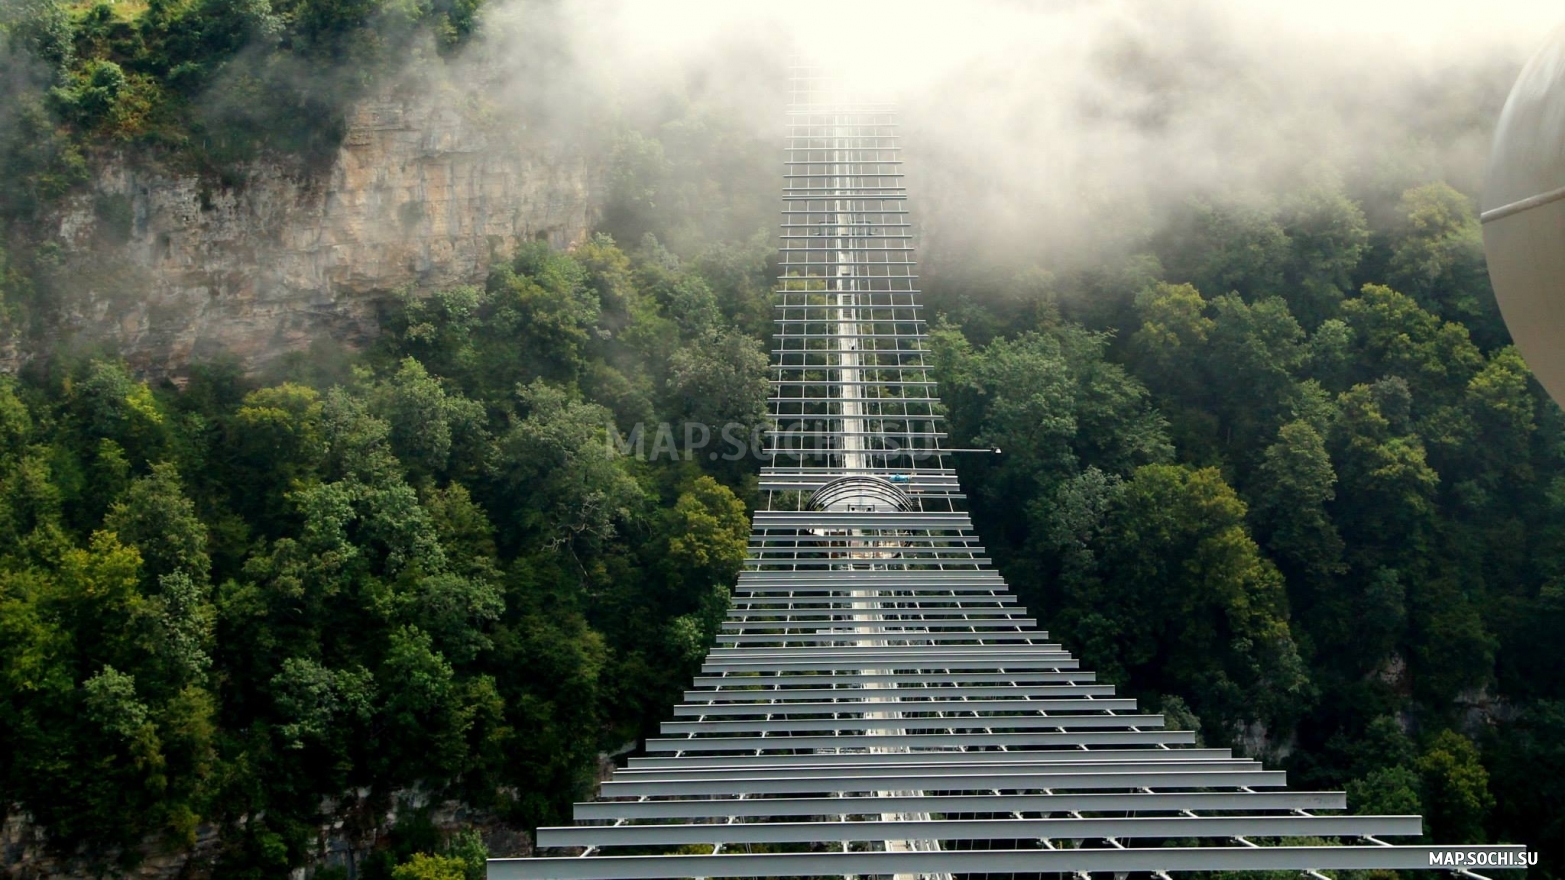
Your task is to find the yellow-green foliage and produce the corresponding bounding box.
[392,854,468,880]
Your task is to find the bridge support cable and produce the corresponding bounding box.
[490,66,1524,880]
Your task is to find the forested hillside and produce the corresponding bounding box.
[931,179,1565,864]
[0,234,773,874]
[3,0,1564,876]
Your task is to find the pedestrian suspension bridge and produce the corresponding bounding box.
[489,70,1525,880]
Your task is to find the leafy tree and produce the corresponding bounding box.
[393,853,468,880]
[1051,464,1312,741]
[943,323,1169,507]
[1279,178,1370,326]
[1349,765,1422,817]
[0,378,27,452]
[1416,730,1494,844]
[0,95,88,221]
[1487,701,1565,867]
[384,286,488,387]
[665,476,748,589]
[1132,282,1310,464]
[647,267,721,339]
[1386,183,1501,347]
[1455,346,1536,490]
[1252,420,1344,603]
[5,0,75,72]
[406,572,502,666]
[444,830,489,880]
[1161,199,1291,301]
[368,358,489,484]
[1131,282,1213,386]
[1204,293,1308,459]
[1328,381,1440,560]
[225,382,327,537]
[692,229,776,340]
[0,449,63,552]
[1,530,217,850]
[1035,466,1124,591]
[151,570,214,686]
[68,359,171,469]
[492,581,608,826]
[489,381,642,556]
[667,327,769,445]
[483,243,600,384]
[603,132,669,244]
[421,482,500,580]
[377,624,467,779]
[103,462,211,584]
[1408,576,1496,704]
[1340,284,1483,404]
[1305,318,1355,390]
[659,475,748,655]
[270,656,375,750]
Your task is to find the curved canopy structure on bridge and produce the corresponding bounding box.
[491,68,1524,880]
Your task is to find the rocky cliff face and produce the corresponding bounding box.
[28,92,599,378]
[2,789,534,880]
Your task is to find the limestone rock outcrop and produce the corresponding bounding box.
[29,92,598,378]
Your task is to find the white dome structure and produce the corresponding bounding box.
[1483,26,1565,407]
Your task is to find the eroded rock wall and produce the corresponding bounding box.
[27,92,598,378]
[1,791,533,880]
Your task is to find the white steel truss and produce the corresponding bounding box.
[490,68,1523,880]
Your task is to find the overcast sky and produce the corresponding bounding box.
[562,0,1563,94]
[467,0,1564,265]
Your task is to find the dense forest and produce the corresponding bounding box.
[2,0,1564,876]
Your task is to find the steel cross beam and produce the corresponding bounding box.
[489,67,1521,880]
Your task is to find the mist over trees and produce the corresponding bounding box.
[2,0,1565,875]
[926,170,1564,866]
